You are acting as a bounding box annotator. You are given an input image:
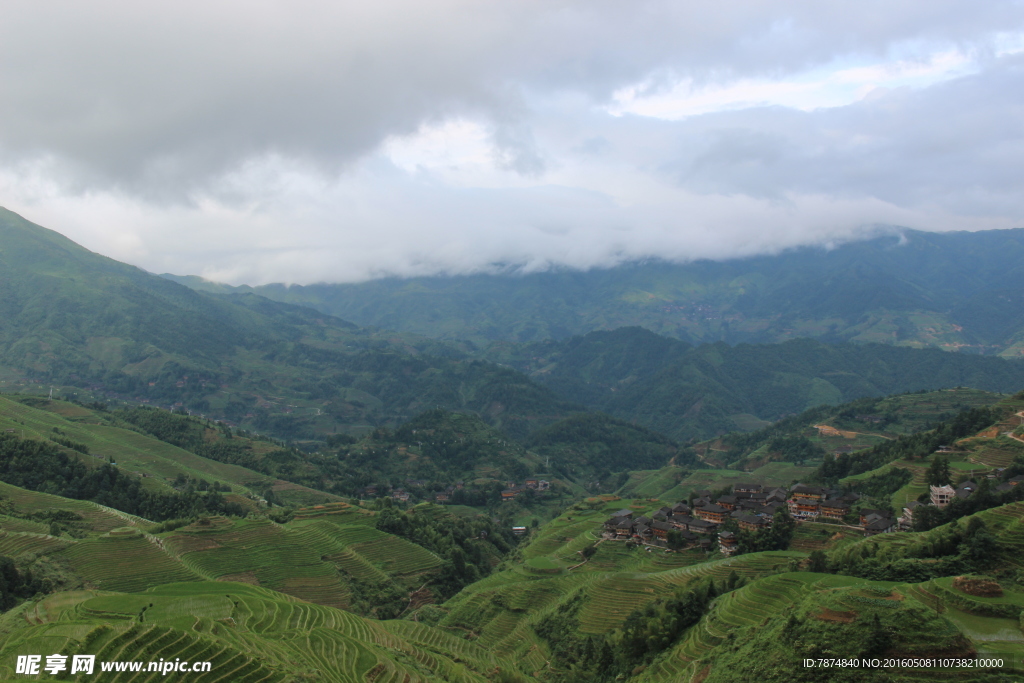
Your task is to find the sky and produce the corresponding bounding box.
[1,1,1023,285]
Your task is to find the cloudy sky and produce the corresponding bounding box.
[1,1,1023,284]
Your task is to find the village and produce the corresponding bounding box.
[601,474,1024,557]
[359,476,552,504]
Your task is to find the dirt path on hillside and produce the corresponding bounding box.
[813,424,893,440]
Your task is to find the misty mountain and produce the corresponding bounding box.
[167,228,1024,353]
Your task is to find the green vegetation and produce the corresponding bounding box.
[375,503,518,599]
[493,327,1024,441]
[524,413,693,483]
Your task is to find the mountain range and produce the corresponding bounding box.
[6,207,1024,681]
[6,207,1024,448]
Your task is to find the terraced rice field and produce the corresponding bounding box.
[0,530,72,557]
[164,518,349,605]
[289,502,372,524]
[0,480,143,532]
[348,536,441,577]
[574,552,798,634]
[643,573,871,681]
[521,514,601,560]
[0,581,501,682]
[790,521,851,552]
[0,515,49,534]
[979,501,1024,568]
[965,436,1024,468]
[58,531,202,592]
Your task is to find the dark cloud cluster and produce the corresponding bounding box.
[0,1,1022,283]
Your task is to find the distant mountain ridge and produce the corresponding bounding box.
[166,227,1024,354]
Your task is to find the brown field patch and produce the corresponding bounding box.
[814,608,857,623]
[164,535,223,554]
[219,571,260,585]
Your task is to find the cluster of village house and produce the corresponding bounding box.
[360,477,550,503]
[605,472,1024,556]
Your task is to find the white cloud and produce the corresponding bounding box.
[1,1,1023,284]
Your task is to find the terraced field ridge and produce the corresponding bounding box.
[0,395,338,507]
[0,481,445,611]
[0,581,506,682]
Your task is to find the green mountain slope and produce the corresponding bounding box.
[694,387,1005,470]
[168,228,1024,353]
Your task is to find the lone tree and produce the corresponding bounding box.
[926,455,952,487]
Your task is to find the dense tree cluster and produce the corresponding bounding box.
[0,556,45,611]
[717,507,796,556]
[374,504,518,599]
[851,467,913,499]
[524,412,690,475]
[534,574,745,682]
[827,516,998,582]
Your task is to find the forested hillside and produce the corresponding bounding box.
[495,327,1024,440]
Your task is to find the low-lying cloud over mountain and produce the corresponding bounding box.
[1,1,1022,283]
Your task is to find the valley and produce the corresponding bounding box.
[4,209,1024,681]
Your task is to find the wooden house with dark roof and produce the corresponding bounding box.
[734,483,762,493]
[791,484,826,500]
[737,514,770,532]
[719,530,738,555]
[695,504,728,523]
[858,508,889,526]
[955,481,978,499]
[788,498,820,519]
[650,520,673,539]
[863,515,896,536]
[717,495,738,510]
[687,519,716,534]
[819,499,850,519]
[669,514,693,530]
[604,516,626,532]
